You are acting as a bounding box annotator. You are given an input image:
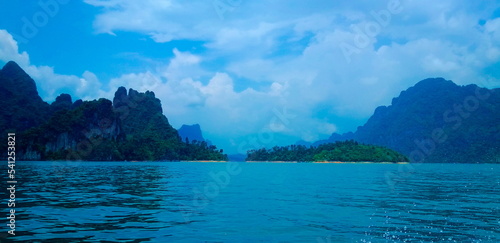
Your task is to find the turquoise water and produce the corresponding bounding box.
[3,162,499,242]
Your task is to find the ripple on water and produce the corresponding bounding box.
[8,161,500,242]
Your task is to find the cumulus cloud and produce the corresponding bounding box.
[2,0,500,153]
[0,30,30,67]
[0,30,102,102]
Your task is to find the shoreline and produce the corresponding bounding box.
[13,161,497,164]
[15,160,408,164]
[245,161,409,164]
[179,160,229,163]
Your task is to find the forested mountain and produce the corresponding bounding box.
[0,61,50,132]
[318,78,499,163]
[0,61,227,161]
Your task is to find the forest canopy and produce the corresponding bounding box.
[246,140,409,162]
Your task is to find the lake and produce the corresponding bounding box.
[3,162,499,242]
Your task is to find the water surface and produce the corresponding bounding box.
[4,162,499,242]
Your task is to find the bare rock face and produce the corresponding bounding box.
[18,147,41,161]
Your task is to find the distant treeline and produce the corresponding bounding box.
[246,140,409,162]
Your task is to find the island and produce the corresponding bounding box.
[246,140,409,163]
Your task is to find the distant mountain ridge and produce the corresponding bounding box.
[0,61,227,161]
[316,78,499,163]
[178,124,205,143]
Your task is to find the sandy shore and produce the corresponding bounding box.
[129,161,410,163]
[312,161,409,164]
[245,161,298,163]
[246,161,409,164]
[180,160,229,163]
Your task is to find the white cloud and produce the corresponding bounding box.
[108,71,162,92]
[0,30,30,67]
[0,30,102,102]
[84,0,216,41]
[3,1,500,153]
[160,48,206,82]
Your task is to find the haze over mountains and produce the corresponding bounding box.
[0,61,498,162]
[308,78,499,163]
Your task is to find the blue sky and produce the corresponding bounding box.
[0,0,499,154]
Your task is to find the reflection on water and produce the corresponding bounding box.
[4,162,499,242]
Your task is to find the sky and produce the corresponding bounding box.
[0,0,499,154]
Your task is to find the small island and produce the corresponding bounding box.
[246,140,409,163]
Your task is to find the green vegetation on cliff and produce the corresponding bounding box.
[0,61,227,161]
[313,78,499,163]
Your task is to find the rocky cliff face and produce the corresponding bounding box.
[0,61,125,160]
[113,87,166,135]
[16,97,123,160]
[0,61,221,161]
[42,108,122,153]
[0,61,232,161]
[111,87,186,160]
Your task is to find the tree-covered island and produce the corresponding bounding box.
[246,140,409,162]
